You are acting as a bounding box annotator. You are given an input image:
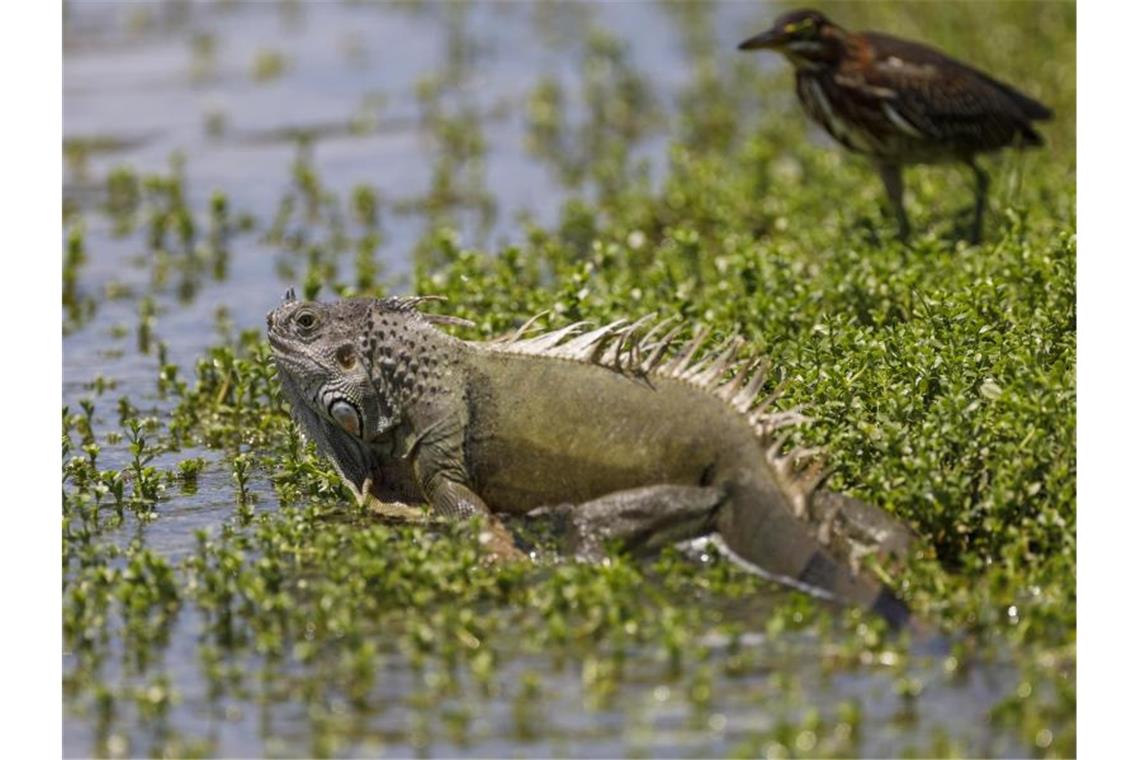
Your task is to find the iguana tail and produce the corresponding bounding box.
[714,477,911,629]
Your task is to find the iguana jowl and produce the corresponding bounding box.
[267,293,917,626]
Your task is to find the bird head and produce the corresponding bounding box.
[738,9,846,69]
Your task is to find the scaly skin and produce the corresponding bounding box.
[267,294,918,627]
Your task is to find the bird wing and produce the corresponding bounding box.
[862,33,1052,119]
[843,32,1050,148]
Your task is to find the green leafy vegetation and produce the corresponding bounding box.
[251,49,288,83]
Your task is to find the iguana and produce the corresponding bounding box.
[267,292,918,627]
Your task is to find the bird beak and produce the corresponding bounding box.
[738,28,783,51]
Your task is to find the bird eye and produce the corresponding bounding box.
[296,311,317,330]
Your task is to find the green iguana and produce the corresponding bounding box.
[267,292,918,627]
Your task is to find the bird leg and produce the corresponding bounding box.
[875,162,910,241]
[969,160,989,244]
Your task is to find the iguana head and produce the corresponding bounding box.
[267,294,395,445]
[267,292,470,444]
[268,292,469,499]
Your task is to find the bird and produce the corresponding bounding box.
[738,8,1052,243]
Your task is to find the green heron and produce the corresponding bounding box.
[738,9,1052,242]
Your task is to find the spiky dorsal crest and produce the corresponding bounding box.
[377,295,476,328]
[487,314,833,518]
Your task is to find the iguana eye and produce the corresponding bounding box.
[295,310,317,330]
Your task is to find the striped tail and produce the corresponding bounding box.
[713,477,911,629]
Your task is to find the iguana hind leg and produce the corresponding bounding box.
[810,490,915,572]
[530,484,724,562]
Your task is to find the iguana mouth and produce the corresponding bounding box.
[266,330,289,352]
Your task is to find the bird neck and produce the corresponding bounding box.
[783,26,848,72]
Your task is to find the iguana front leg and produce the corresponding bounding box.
[420,472,525,562]
[531,484,724,561]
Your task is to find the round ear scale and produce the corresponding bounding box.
[329,400,362,438]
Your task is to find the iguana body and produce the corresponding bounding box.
[267,295,917,626]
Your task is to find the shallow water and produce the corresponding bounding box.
[63,2,1035,756]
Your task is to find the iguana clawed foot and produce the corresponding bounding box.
[808,490,915,575]
[475,516,529,564]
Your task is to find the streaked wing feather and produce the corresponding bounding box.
[863,31,1051,124]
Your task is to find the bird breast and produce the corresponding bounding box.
[794,71,948,162]
[795,73,880,154]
